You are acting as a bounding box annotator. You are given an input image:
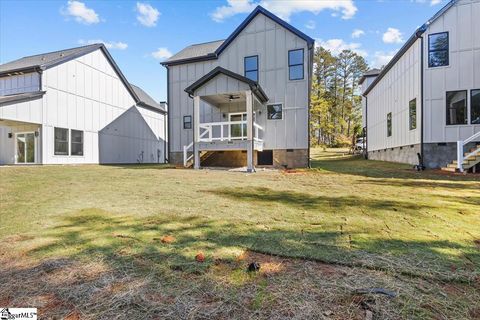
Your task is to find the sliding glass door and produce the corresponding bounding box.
[16,133,35,164]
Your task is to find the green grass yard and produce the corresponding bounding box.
[0,149,479,319]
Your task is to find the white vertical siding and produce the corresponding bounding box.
[424,0,480,143]
[366,40,422,151]
[168,12,310,153]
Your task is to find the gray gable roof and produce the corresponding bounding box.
[0,44,103,75]
[0,44,161,111]
[164,40,224,65]
[130,84,166,113]
[359,68,381,85]
[184,66,268,103]
[162,5,314,66]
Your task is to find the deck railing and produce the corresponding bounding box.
[457,131,480,172]
[198,120,263,142]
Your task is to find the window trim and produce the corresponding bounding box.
[409,98,417,131]
[288,48,304,81]
[267,103,283,120]
[183,115,192,129]
[70,129,84,156]
[470,89,480,125]
[446,90,468,126]
[244,55,259,82]
[387,112,392,137]
[54,127,69,156]
[428,31,449,68]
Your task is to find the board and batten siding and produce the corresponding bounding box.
[40,49,166,164]
[168,12,310,153]
[366,39,422,152]
[423,0,480,143]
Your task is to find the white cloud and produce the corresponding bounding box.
[371,50,398,68]
[211,0,357,22]
[78,39,128,50]
[317,38,368,58]
[351,29,365,39]
[382,27,404,44]
[305,20,316,30]
[136,2,160,27]
[151,48,172,60]
[62,1,100,24]
[414,0,442,5]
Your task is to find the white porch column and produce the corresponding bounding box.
[246,90,254,172]
[193,95,201,169]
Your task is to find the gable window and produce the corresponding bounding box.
[387,113,392,137]
[446,90,467,125]
[183,115,192,129]
[71,130,84,156]
[244,56,258,82]
[471,90,480,125]
[409,99,417,130]
[288,49,304,80]
[267,103,283,120]
[428,32,449,67]
[54,127,69,155]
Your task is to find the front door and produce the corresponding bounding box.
[16,133,35,164]
[229,113,247,140]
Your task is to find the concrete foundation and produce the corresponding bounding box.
[368,142,479,169]
[272,149,309,168]
[368,144,421,166]
[169,148,309,168]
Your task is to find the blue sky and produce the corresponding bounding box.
[0,0,447,102]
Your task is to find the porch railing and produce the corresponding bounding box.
[198,120,264,143]
[456,131,480,172]
[183,120,264,167]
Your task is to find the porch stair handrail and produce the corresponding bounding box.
[456,131,480,172]
[183,130,209,167]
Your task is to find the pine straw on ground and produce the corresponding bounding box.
[1,249,478,320]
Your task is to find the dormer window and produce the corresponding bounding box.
[244,56,258,82]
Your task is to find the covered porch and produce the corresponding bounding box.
[184,67,269,172]
[0,118,42,165]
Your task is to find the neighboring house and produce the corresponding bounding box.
[161,6,314,171]
[0,44,167,165]
[362,0,480,172]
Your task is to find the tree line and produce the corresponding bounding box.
[310,47,369,147]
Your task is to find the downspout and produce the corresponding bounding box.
[307,44,314,168]
[420,36,425,168]
[365,95,368,159]
[166,66,171,163]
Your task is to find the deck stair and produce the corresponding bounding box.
[441,132,480,173]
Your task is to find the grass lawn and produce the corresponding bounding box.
[0,149,479,319]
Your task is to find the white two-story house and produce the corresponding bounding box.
[161,6,314,171]
[362,0,480,172]
[0,44,167,165]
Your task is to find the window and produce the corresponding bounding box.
[288,49,304,80]
[409,99,417,130]
[267,104,283,120]
[471,89,480,124]
[387,113,392,137]
[54,127,69,155]
[183,115,192,129]
[244,56,258,82]
[428,32,449,67]
[446,90,467,125]
[71,130,84,156]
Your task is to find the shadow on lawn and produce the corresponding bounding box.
[26,208,479,283]
[204,186,434,215]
